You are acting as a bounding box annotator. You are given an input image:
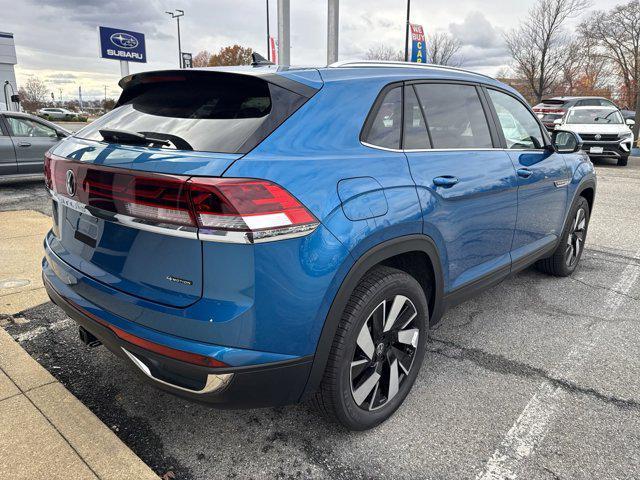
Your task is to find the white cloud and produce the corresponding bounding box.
[2,0,627,100]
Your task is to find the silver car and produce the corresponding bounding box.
[36,107,77,120]
[0,111,69,177]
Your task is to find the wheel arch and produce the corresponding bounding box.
[577,182,595,213]
[299,234,445,401]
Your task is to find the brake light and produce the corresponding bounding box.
[44,152,52,189]
[45,153,319,243]
[188,178,318,241]
[533,107,566,115]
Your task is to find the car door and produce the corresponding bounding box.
[5,115,60,174]
[403,82,519,294]
[0,115,17,175]
[484,88,570,265]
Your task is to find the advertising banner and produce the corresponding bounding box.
[410,24,427,63]
[269,36,278,64]
[99,26,146,63]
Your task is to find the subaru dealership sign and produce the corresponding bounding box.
[98,26,146,63]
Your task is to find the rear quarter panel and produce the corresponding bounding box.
[223,73,423,356]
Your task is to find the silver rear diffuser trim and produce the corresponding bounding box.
[121,348,233,395]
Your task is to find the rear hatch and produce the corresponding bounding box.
[533,99,568,126]
[46,68,318,308]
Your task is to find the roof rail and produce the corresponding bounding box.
[328,60,495,81]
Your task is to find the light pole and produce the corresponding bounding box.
[404,0,411,62]
[165,9,185,68]
[327,0,339,64]
[266,0,271,61]
[277,0,290,66]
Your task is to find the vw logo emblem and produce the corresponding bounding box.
[65,170,76,197]
[594,134,602,140]
[110,32,138,49]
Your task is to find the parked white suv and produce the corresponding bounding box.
[554,106,635,166]
[37,108,76,120]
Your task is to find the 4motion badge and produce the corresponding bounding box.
[166,275,193,286]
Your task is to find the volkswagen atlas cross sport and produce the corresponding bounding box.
[42,60,596,430]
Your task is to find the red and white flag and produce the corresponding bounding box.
[269,36,278,64]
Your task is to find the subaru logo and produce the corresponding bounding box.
[65,170,76,197]
[110,32,138,49]
[594,134,602,140]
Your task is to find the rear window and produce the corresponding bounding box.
[539,99,567,106]
[76,73,310,154]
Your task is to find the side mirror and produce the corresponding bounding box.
[552,130,582,154]
[553,118,563,125]
[56,130,68,139]
[626,118,635,126]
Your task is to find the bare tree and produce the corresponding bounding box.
[505,0,590,103]
[580,0,640,132]
[365,44,403,61]
[426,32,463,66]
[192,50,212,67]
[18,77,49,112]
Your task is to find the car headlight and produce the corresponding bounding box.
[620,131,633,139]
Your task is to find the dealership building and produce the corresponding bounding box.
[0,31,17,111]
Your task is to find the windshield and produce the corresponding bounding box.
[566,108,623,125]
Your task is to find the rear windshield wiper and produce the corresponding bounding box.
[99,129,171,148]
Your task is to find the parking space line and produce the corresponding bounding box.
[475,247,640,480]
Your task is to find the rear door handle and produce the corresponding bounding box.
[17,142,31,147]
[516,168,533,178]
[433,176,459,188]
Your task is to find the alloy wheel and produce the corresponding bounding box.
[565,207,586,267]
[350,295,419,411]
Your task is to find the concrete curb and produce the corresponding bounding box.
[0,327,158,479]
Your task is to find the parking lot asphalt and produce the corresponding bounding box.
[1,156,639,480]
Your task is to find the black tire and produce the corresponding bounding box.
[311,266,429,430]
[618,155,629,167]
[535,196,590,277]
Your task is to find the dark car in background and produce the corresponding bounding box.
[533,96,618,130]
[0,111,69,178]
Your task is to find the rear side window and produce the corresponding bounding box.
[414,83,493,149]
[403,86,430,149]
[76,73,311,154]
[577,99,601,107]
[363,87,402,149]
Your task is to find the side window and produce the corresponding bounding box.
[403,85,430,149]
[363,87,402,149]
[6,117,57,138]
[598,99,615,107]
[414,83,493,149]
[488,89,545,150]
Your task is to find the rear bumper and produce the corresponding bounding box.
[43,262,313,408]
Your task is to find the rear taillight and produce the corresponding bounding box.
[188,178,318,242]
[46,153,319,243]
[44,152,52,189]
[533,107,565,115]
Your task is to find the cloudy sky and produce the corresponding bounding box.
[1,0,623,101]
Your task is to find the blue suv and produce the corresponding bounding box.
[42,61,595,430]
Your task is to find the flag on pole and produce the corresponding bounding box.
[410,24,427,63]
[269,36,278,64]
